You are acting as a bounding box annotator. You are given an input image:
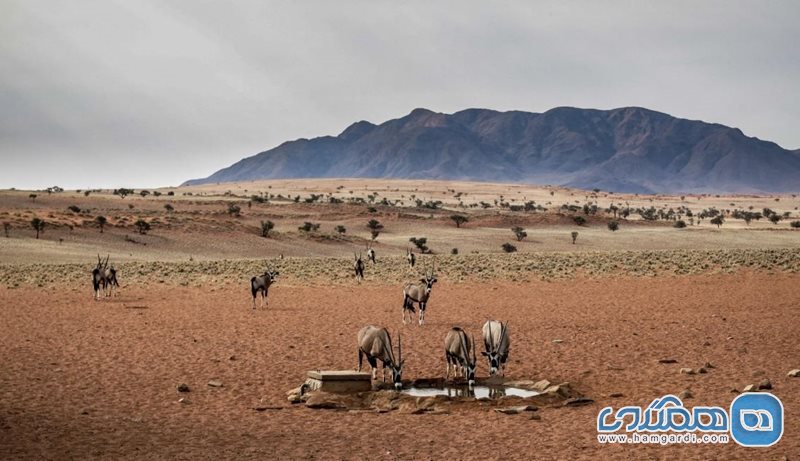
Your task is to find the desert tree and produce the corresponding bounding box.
[227,203,241,217]
[710,216,724,228]
[409,236,429,253]
[95,216,107,233]
[164,204,174,212]
[134,219,150,235]
[30,217,45,239]
[335,225,346,234]
[366,219,383,231]
[68,205,81,213]
[113,188,134,199]
[790,220,800,229]
[260,220,274,237]
[769,214,782,225]
[573,216,586,226]
[511,226,527,241]
[571,231,578,244]
[298,222,320,232]
[607,220,619,231]
[370,229,380,241]
[501,242,517,253]
[451,248,458,255]
[450,215,468,228]
[139,190,150,197]
[674,220,687,228]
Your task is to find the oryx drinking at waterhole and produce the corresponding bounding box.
[357,325,404,390]
[482,320,510,376]
[444,327,477,386]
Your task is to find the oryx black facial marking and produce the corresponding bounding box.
[402,259,437,325]
[481,320,510,376]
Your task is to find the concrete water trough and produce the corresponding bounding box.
[304,370,372,393]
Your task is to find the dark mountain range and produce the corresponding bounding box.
[183,107,800,193]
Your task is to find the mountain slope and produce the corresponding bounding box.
[183,107,800,193]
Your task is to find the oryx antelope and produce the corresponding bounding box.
[91,254,119,299]
[444,327,477,386]
[482,320,510,376]
[402,261,437,325]
[354,252,365,282]
[366,242,376,264]
[406,248,415,268]
[357,325,404,390]
[250,267,279,309]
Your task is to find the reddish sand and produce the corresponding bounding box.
[0,272,798,460]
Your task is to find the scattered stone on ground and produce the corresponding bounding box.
[564,397,594,407]
[254,405,283,411]
[752,370,765,377]
[177,383,190,393]
[529,413,542,421]
[788,369,800,377]
[207,380,223,388]
[659,358,678,364]
[178,398,189,404]
[532,380,551,392]
[697,367,708,374]
[679,390,693,399]
[609,393,624,398]
[758,379,773,390]
[703,362,715,369]
[680,368,695,375]
[552,339,564,344]
[743,384,757,392]
[494,405,538,415]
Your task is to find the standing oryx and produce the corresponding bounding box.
[444,327,477,386]
[366,242,376,264]
[357,325,404,390]
[250,266,279,309]
[402,260,437,325]
[91,254,119,299]
[406,248,415,268]
[482,320,510,376]
[354,252,365,282]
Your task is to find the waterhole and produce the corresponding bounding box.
[401,385,539,399]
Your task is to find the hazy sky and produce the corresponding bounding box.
[2,1,798,189]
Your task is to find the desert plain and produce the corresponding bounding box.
[1,178,799,460]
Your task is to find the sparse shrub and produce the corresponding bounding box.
[409,237,429,253]
[710,216,724,228]
[30,218,45,239]
[674,220,686,228]
[164,204,174,212]
[511,226,527,241]
[367,207,377,213]
[134,219,150,235]
[367,219,383,231]
[260,220,274,237]
[501,242,517,253]
[84,191,91,197]
[573,216,586,226]
[128,204,134,210]
[227,204,241,217]
[571,231,578,244]
[139,190,150,197]
[335,225,346,234]
[67,205,81,213]
[450,215,468,228]
[167,191,175,196]
[607,220,619,231]
[790,220,800,229]
[298,222,320,232]
[95,216,107,233]
[451,248,458,255]
[251,195,266,204]
[769,214,782,225]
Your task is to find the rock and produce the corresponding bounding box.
[532,380,551,392]
[758,379,772,390]
[208,380,223,388]
[304,393,347,410]
[552,339,564,344]
[752,370,765,377]
[742,384,757,392]
[679,390,693,399]
[544,383,571,397]
[529,413,542,421]
[564,397,594,407]
[787,369,800,377]
[703,362,715,369]
[702,341,711,347]
[680,368,695,375]
[494,405,537,414]
[177,383,190,393]
[697,367,708,374]
[178,397,190,404]
[609,393,624,398]
[229,355,237,361]
[658,358,678,364]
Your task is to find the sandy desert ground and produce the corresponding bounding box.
[1,179,798,460]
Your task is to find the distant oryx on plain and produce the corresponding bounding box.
[444,327,477,386]
[406,248,415,268]
[481,320,510,376]
[250,265,279,309]
[366,242,376,264]
[354,252,365,282]
[402,260,437,325]
[357,325,404,390]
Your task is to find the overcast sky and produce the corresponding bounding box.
[2,1,798,189]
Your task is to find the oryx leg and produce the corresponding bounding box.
[357,349,363,372]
